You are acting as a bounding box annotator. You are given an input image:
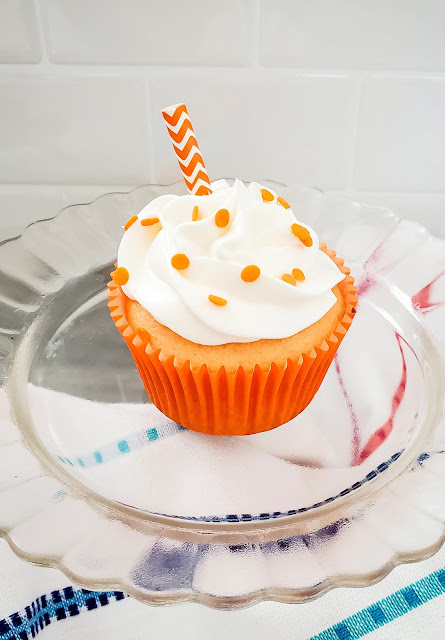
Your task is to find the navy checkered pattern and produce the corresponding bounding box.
[0,451,442,638]
[58,438,445,524]
[1,567,445,639]
[0,588,126,639]
[149,450,445,523]
[152,450,405,523]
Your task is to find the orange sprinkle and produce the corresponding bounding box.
[141,217,160,226]
[208,294,227,306]
[261,188,274,202]
[292,268,305,281]
[124,215,138,231]
[171,253,190,270]
[241,265,260,282]
[192,205,199,221]
[291,223,313,247]
[215,208,230,228]
[113,267,129,286]
[277,196,291,209]
[282,273,296,286]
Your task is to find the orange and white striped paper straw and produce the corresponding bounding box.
[161,103,212,196]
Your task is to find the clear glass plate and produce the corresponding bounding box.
[1,182,445,608]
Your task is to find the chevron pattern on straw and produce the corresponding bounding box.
[162,103,212,195]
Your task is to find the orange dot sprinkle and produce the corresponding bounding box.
[113,267,129,286]
[141,217,160,226]
[124,215,138,230]
[292,268,305,281]
[277,196,291,209]
[171,253,190,270]
[261,188,274,202]
[215,208,230,228]
[282,273,296,286]
[291,223,313,247]
[192,205,199,221]
[241,265,260,282]
[208,294,227,306]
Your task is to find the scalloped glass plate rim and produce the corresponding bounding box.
[2,181,444,537]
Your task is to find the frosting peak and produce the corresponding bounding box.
[117,180,345,345]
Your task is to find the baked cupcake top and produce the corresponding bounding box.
[117,179,345,346]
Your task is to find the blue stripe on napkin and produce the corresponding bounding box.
[56,422,186,468]
[0,588,126,639]
[55,449,445,524]
[1,565,445,638]
[309,567,445,639]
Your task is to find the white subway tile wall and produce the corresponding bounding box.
[0,75,150,185]
[150,71,359,188]
[354,77,445,192]
[41,0,253,66]
[260,0,445,71]
[0,0,41,63]
[0,0,444,240]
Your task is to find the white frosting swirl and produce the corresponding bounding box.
[118,180,344,345]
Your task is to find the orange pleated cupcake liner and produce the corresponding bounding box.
[107,244,357,436]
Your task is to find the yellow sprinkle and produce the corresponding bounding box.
[292,268,305,281]
[291,223,313,247]
[215,208,230,228]
[277,196,291,209]
[113,267,129,286]
[192,205,199,221]
[171,253,190,270]
[282,273,296,286]
[141,217,160,226]
[261,188,274,202]
[241,265,260,282]
[208,294,227,306]
[124,215,138,231]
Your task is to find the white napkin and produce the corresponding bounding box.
[25,303,417,520]
[1,537,445,640]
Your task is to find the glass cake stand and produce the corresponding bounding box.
[0,181,444,609]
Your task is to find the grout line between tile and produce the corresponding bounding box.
[346,75,364,192]
[143,75,157,184]
[0,184,137,194]
[32,0,51,66]
[0,63,444,80]
[1,184,444,196]
[250,0,261,68]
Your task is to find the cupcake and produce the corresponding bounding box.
[108,179,357,436]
